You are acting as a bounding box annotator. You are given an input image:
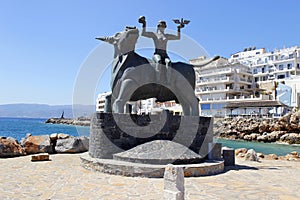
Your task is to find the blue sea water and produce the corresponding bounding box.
[0,117,299,156]
[0,117,89,141]
[215,138,300,156]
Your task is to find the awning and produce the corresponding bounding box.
[224,100,289,109]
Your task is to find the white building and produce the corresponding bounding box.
[96,91,111,112]
[229,46,300,108]
[191,56,266,116]
[229,46,300,82]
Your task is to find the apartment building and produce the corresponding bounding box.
[191,56,265,116]
[96,91,111,112]
[229,46,300,82]
[229,46,300,108]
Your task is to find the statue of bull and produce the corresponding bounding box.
[96,26,219,116]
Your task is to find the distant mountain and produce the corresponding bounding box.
[0,104,95,118]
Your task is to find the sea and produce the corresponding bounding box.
[0,117,300,156]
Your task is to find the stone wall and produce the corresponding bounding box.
[89,112,213,159]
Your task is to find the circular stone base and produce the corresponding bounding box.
[80,153,224,178]
[113,140,204,165]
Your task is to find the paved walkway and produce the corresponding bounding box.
[0,153,299,200]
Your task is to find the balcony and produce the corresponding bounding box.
[199,94,267,103]
[196,77,233,85]
[196,87,230,94]
[198,68,234,76]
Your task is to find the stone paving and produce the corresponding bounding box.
[0,153,300,200]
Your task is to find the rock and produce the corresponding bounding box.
[45,118,90,126]
[163,164,184,200]
[20,135,53,154]
[55,136,89,153]
[290,111,300,124]
[265,154,278,160]
[257,153,265,159]
[235,148,248,156]
[0,137,26,157]
[257,135,267,142]
[236,153,245,158]
[50,133,58,140]
[280,133,300,144]
[259,122,269,133]
[57,133,70,139]
[31,153,50,161]
[279,113,291,123]
[244,133,260,141]
[244,149,258,161]
[290,151,299,157]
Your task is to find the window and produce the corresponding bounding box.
[201,104,211,110]
[256,52,260,54]
[277,75,285,79]
[233,54,239,58]
[297,63,300,69]
[289,54,294,59]
[212,104,224,110]
[253,69,258,74]
[287,63,293,69]
[279,65,284,70]
[262,67,265,73]
[262,76,267,81]
[255,77,259,82]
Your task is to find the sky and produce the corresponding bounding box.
[0,0,300,105]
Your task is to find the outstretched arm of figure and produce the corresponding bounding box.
[138,16,155,38]
[166,25,183,40]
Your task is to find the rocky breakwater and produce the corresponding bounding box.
[235,148,300,162]
[45,117,90,126]
[0,133,89,158]
[215,111,300,144]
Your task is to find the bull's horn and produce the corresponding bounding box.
[193,56,220,68]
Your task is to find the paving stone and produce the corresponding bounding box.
[0,153,300,199]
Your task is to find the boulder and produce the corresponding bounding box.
[0,137,26,157]
[236,153,245,158]
[244,149,258,161]
[20,135,53,154]
[243,133,260,141]
[290,151,299,157]
[257,153,265,159]
[257,135,267,142]
[57,133,70,139]
[290,111,300,124]
[265,154,278,160]
[55,136,89,153]
[235,148,248,156]
[49,133,58,140]
[280,133,300,144]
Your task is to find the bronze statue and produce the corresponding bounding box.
[138,16,188,83]
[96,19,219,116]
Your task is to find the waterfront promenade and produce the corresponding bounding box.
[0,153,299,200]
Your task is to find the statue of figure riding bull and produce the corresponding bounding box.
[96,18,219,116]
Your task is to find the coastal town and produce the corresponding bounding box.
[97,45,300,118]
[1,1,300,199]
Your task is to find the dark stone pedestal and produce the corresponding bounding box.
[208,143,222,160]
[89,112,213,159]
[222,147,235,166]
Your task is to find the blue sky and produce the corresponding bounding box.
[1,0,300,105]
